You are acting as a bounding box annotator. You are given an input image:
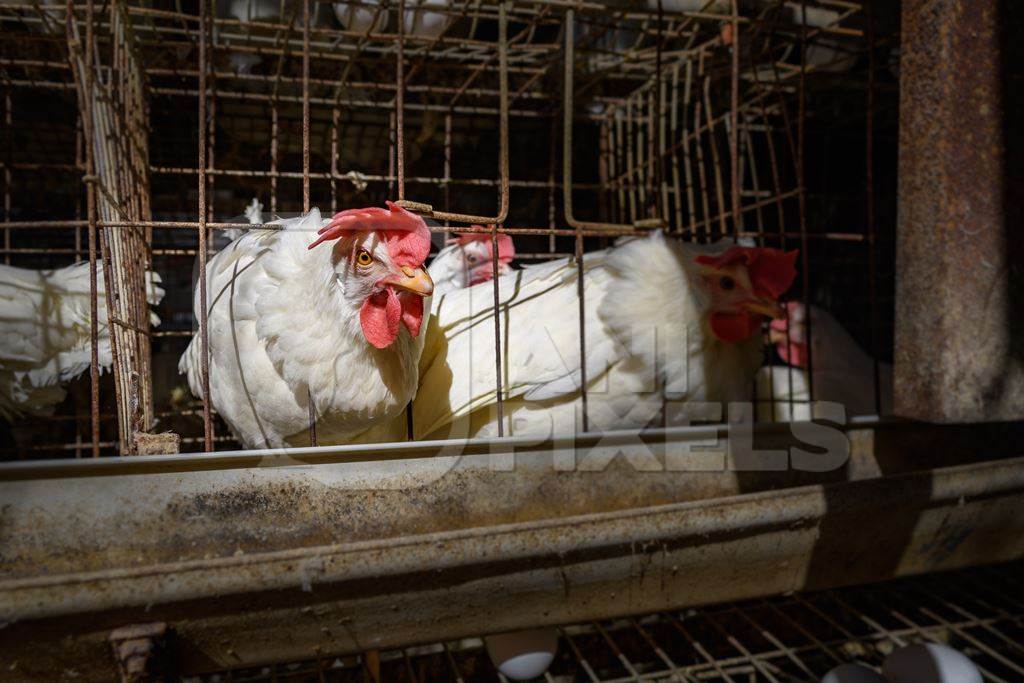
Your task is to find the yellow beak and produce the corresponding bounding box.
[741,297,784,320]
[387,265,434,297]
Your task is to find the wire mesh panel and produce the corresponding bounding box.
[0,1,899,457]
[187,561,1024,682]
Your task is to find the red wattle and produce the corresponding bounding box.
[400,292,424,338]
[360,288,402,348]
[709,311,758,343]
[469,263,498,284]
[777,339,809,367]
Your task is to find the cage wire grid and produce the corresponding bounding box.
[184,561,1024,682]
[0,0,896,457]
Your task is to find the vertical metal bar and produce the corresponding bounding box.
[742,116,766,236]
[692,83,711,237]
[388,112,396,199]
[396,0,406,200]
[74,111,84,458]
[670,64,683,232]
[2,90,10,265]
[330,107,339,215]
[681,60,697,231]
[491,3,509,435]
[271,105,278,215]
[702,74,727,238]
[197,0,214,452]
[599,119,610,223]
[608,112,621,225]
[491,223,504,436]
[564,10,588,431]
[549,114,557,251]
[729,0,741,236]
[443,113,452,225]
[636,93,648,214]
[302,0,317,447]
[865,0,881,414]
[69,0,102,458]
[302,0,311,213]
[796,0,813,401]
[497,2,509,223]
[207,49,216,225]
[653,0,663,219]
[625,97,637,222]
[658,71,669,222]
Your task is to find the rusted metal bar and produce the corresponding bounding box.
[197,0,213,452]
[270,105,278,214]
[302,0,316,448]
[796,0,814,401]
[396,0,406,201]
[701,72,727,237]
[729,0,740,235]
[866,0,881,415]
[388,111,395,199]
[2,90,9,266]
[491,224,504,436]
[896,0,1023,422]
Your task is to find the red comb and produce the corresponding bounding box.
[695,246,798,299]
[457,227,515,263]
[308,201,432,268]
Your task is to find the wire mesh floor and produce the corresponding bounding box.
[190,561,1024,682]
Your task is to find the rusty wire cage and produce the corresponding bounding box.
[0,0,899,457]
[4,1,1024,681]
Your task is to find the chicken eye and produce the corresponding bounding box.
[719,275,735,291]
[356,249,373,267]
[466,255,478,265]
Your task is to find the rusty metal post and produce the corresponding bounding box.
[896,0,1024,422]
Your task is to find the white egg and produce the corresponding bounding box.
[821,663,888,683]
[883,643,983,683]
[484,628,558,681]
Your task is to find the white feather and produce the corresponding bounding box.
[0,262,164,419]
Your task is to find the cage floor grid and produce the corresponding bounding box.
[191,561,1024,682]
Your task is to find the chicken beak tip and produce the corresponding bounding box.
[743,298,784,320]
[389,267,433,296]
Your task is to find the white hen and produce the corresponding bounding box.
[411,232,797,440]
[762,301,893,420]
[0,262,164,419]
[179,203,434,449]
[428,230,515,294]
